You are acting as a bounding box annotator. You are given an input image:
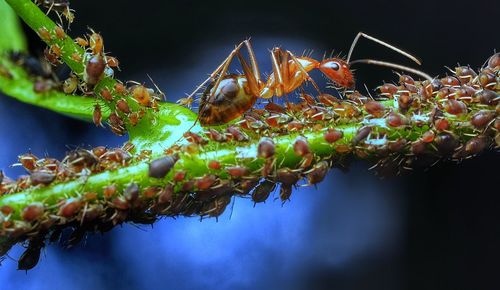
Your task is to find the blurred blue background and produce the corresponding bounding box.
[1,0,499,289]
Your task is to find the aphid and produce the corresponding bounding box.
[251,180,276,204]
[148,155,179,179]
[93,104,103,127]
[89,31,104,55]
[257,137,275,158]
[397,93,413,111]
[421,130,436,143]
[195,174,217,190]
[444,99,467,115]
[75,37,88,47]
[128,112,140,126]
[226,166,248,178]
[487,52,500,70]
[476,90,499,106]
[306,161,329,184]
[434,118,450,131]
[318,93,339,106]
[124,183,140,204]
[157,184,174,205]
[34,79,56,93]
[386,112,406,127]
[454,66,477,84]
[277,168,301,186]
[364,100,385,117]
[114,82,127,95]
[441,76,460,87]
[293,136,310,157]
[21,203,45,222]
[106,56,119,68]
[280,185,293,203]
[18,239,44,271]
[37,27,52,42]
[411,140,426,155]
[63,75,78,94]
[100,88,113,102]
[71,52,82,62]
[434,133,458,154]
[388,138,407,152]
[208,160,221,170]
[183,131,208,145]
[226,126,249,142]
[31,169,56,185]
[103,184,117,199]
[18,152,38,171]
[192,34,430,125]
[173,170,186,182]
[116,99,131,114]
[58,198,82,218]
[287,121,304,131]
[378,83,398,98]
[44,47,60,65]
[205,129,226,142]
[65,149,98,170]
[324,128,343,143]
[352,126,372,145]
[108,112,125,135]
[85,54,105,87]
[471,110,495,129]
[465,136,488,155]
[132,85,151,107]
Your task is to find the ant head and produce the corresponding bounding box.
[319,58,354,88]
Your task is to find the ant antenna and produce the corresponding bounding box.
[347,32,422,65]
[349,59,433,82]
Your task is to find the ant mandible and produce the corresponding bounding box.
[187,32,433,126]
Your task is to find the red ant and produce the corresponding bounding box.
[185,32,433,126]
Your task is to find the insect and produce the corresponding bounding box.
[188,33,432,126]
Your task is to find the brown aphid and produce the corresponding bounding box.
[181,180,194,191]
[364,100,385,117]
[184,131,208,145]
[108,112,125,136]
[196,174,217,190]
[495,119,500,131]
[21,203,45,222]
[397,93,413,110]
[465,136,488,155]
[277,168,300,186]
[63,75,78,94]
[324,128,343,143]
[471,110,495,129]
[132,85,151,107]
[386,112,406,127]
[173,170,186,182]
[444,99,467,115]
[251,180,276,204]
[116,99,131,114]
[436,87,455,99]
[487,52,500,70]
[65,149,98,170]
[58,198,82,218]
[112,197,129,210]
[434,118,450,131]
[89,32,104,55]
[226,166,248,178]
[208,160,221,170]
[128,112,140,126]
[44,47,60,65]
[148,155,179,179]
[411,140,426,155]
[293,136,310,157]
[31,169,56,185]
[37,27,52,42]
[100,88,113,102]
[114,82,127,96]
[307,161,329,185]
[106,56,119,68]
[50,44,62,58]
[421,130,435,143]
[93,104,103,127]
[124,183,139,203]
[347,91,369,104]
[476,90,499,106]
[265,102,286,113]
[85,54,105,86]
[287,121,304,131]
[226,126,249,142]
[441,76,460,87]
[258,137,275,158]
[388,138,407,152]
[158,184,174,205]
[75,37,88,47]
[434,133,458,154]
[455,66,477,83]
[399,74,415,85]
[378,83,398,98]
[478,70,496,89]
[352,126,372,145]
[205,129,226,142]
[103,184,117,199]
[34,79,56,93]
[19,153,38,171]
[0,205,14,216]
[92,146,107,158]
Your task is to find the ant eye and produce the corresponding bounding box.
[325,61,340,71]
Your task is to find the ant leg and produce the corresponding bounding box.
[236,52,261,96]
[242,40,262,85]
[286,50,323,96]
[349,59,433,82]
[347,32,422,65]
[187,41,246,100]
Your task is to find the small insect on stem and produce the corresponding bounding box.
[188,33,431,127]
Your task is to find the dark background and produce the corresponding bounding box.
[1,0,500,289]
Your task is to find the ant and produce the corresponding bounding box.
[184,32,433,126]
